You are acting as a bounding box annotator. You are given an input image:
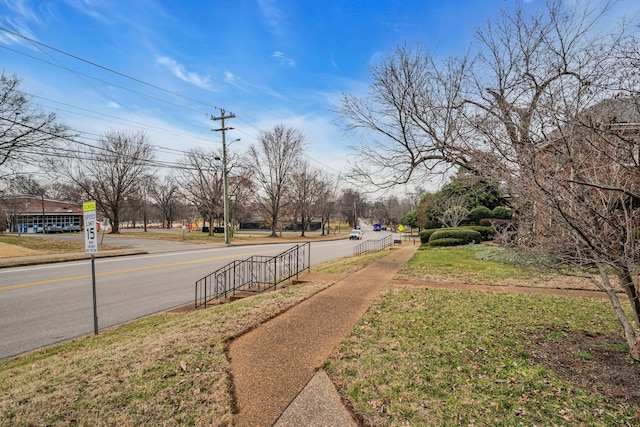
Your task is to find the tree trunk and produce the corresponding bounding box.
[271,214,278,237]
[111,210,119,234]
[597,265,640,361]
[143,208,148,232]
[616,266,640,330]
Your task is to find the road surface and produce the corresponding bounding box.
[0,232,391,359]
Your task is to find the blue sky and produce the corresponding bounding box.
[1,0,639,190]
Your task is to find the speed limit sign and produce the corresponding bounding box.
[83,201,99,255]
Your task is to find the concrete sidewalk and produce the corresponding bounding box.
[228,244,418,426]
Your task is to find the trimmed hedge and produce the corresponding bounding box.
[428,237,467,247]
[420,228,441,244]
[429,228,481,245]
[492,206,512,219]
[467,206,492,224]
[468,225,494,241]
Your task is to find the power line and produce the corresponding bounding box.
[0,26,224,111]
[0,27,351,179]
[0,43,209,116]
[0,28,232,157]
[30,94,213,146]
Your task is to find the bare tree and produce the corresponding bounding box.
[148,175,180,229]
[338,0,640,361]
[312,173,338,235]
[248,124,306,237]
[371,195,413,229]
[3,175,46,197]
[337,1,631,188]
[466,0,640,359]
[336,44,472,188]
[227,171,255,234]
[0,73,73,177]
[338,188,367,229]
[59,131,154,233]
[510,98,640,359]
[174,148,223,236]
[434,196,469,228]
[290,161,328,237]
[46,182,84,203]
[123,174,156,231]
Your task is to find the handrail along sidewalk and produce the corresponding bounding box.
[353,234,393,256]
[195,242,311,308]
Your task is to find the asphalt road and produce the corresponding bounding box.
[0,231,392,359]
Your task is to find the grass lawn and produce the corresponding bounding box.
[1,244,637,425]
[0,235,88,254]
[0,281,334,426]
[325,288,636,425]
[399,244,537,282]
[0,235,125,258]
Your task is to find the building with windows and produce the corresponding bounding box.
[1,195,82,234]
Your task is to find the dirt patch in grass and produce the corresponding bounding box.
[0,241,43,257]
[0,235,124,260]
[531,329,640,407]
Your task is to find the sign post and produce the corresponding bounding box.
[83,201,99,335]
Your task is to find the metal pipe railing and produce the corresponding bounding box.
[195,242,311,308]
[353,235,393,256]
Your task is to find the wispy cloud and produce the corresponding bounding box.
[0,0,40,46]
[223,70,286,99]
[60,0,108,22]
[156,56,211,89]
[272,51,295,67]
[257,0,283,36]
[223,71,235,84]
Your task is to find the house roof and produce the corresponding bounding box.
[0,196,82,215]
[536,97,640,152]
[585,97,640,125]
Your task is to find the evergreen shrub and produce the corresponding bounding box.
[467,206,492,224]
[468,225,494,241]
[492,206,512,219]
[428,237,467,247]
[420,228,441,244]
[429,228,481,245]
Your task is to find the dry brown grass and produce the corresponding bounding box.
[0,241,42,257]
[0,236,123,259]
[0,281,333,426]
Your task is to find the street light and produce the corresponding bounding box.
[217,137,240,245]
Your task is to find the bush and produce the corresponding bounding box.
[420,228,441,244]
[468,225,494,241]
[423,217,442,229]
[492,206,512,219]
[428,237,467,247]
[467,206,492,224]
[429,228,482,245]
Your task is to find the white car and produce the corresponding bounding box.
[349,229,363,240]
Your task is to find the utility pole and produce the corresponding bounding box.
[211,109,235,245]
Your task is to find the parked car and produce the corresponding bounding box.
[63,224,82,233]
[44,225,63,233]
[349,229,363,240]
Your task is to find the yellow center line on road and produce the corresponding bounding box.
[0,251,258,292]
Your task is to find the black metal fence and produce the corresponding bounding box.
[195,242,311,308]
[353,234,393,256]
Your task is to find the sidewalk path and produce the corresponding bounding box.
[229,244,418,426]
